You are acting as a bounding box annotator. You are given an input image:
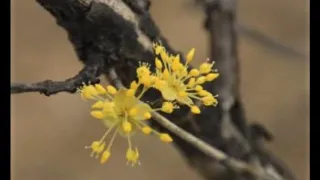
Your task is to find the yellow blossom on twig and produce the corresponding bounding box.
[77,83,174,166]
[77,42,220,167]
[151,43,219,113]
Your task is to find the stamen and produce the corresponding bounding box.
[107,127,120,150]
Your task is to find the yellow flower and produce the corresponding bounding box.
[135,62,158,89]
[79,83,174,166]
[126,148,140,166]
[137,62,151,77]
[161,101,178,114]
[151,43,219,113]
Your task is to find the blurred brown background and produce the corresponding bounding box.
[11,0,309,180]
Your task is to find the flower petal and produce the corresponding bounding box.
[131,103,152,121]
[160,86,177,101]
[114,89,138,110]
[176,96,193,106]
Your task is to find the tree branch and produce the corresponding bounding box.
[11,57,103,95]
[199,0,296,179]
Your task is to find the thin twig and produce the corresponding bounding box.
[11,60,103,96]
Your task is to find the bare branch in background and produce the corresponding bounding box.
[186,0,307,60]
[11,0,295,180]
[200,0,296,179]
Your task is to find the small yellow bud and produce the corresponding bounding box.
[189,69,200,77]
[95,84,106,94]
[171,60,181,72]
[142,126,152,135]
[195,85,203,91]
[160,50,168,62]
[199,62,213,74]
[187,78,196,88]
[122,121,132,133]
[126,89,135,97]
[106,85,117,95]
[81,89,94,100]
[154,44,163,55]
[143,112,152,120]
[202,95,218,106]
[87,85,98,95]
[100,150,111,164]
[196,76,206,84]
[186,48,195,64]
[129,108,138,117]
[206,73,219,81]
[92,101,104,109]
[155,58,163,69]
[81,85,98,100]
[161,102,174,113]
[130,81,139,90]
[90,111,104,119]
[160,133,173,143]
[137,66,150,77]
[191,106,201,114]
[198,90,210,97]
[162,68,170,80]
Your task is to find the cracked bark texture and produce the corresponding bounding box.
[12,0,308,180]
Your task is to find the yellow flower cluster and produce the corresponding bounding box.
[78,84,173,166]
[151,43,219,114]
[78,43,219,166]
